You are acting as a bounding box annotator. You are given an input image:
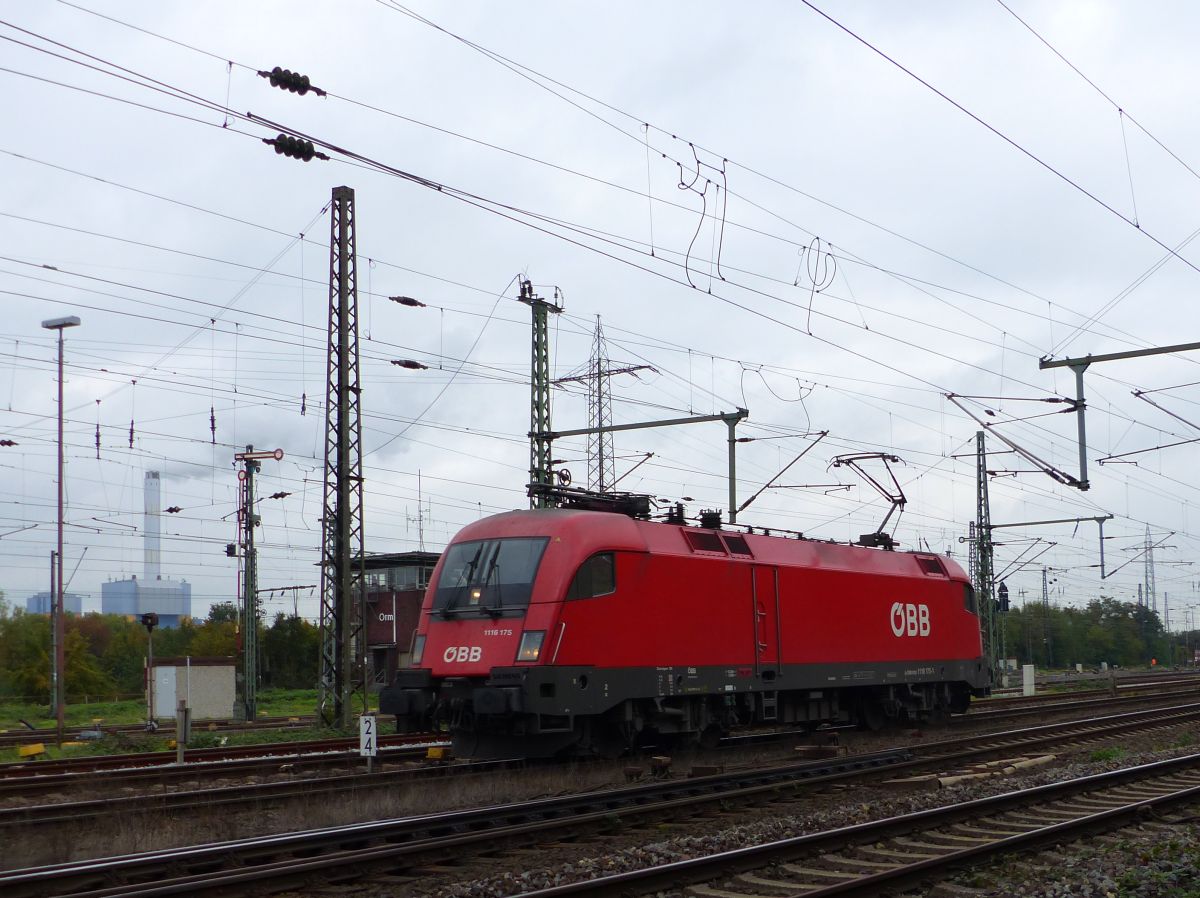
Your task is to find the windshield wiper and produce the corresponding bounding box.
[482,554,503,617]
[448,544,485,609]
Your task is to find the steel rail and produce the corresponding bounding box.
[950,682,1200,724]
[6,699,1200,860]
[0,732,441,778]
[512,753,1200,898]
[0,740,446,798]
[0,749,913,897]
[0,747,462,819]
[0,715,318,748]
[8,699,1200,896]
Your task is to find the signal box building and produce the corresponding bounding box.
[363,551,439,689]
[149,656,235,721]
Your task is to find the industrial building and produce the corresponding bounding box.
[100,471,193,628]
[25,591,84,614]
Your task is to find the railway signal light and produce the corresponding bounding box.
[258,66,326,97]
[225,543,237,557]
[140,612,158,632]
[262,134,329,163]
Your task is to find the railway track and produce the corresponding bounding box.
[6,694,1198,815]
[0,731,442,779]
[0,715,318,749]
[0,742,444,807]
[0,749,914,897]
[6,700,1200,893]
[515,753,1200,898]
[978,671,1200,707]
[952,680,1200,725]
[9,696,1200,830]
[0,755,517,829]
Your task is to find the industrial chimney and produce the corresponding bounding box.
[144,471,161,581]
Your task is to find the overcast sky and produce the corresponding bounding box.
[3,1,1199,628]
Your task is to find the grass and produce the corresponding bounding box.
[1089,746,1126,762]
[0,688,351,729]
[0,689,387,762]
[0,698,146,730]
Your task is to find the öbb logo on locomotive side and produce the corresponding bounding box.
[443,645,483,663]
[889,602,930,637]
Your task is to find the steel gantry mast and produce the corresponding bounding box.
[974,431,997,682]
[519,279,562,508]
[233,445,284,721]
[551,316,654,495]
[318,186,366,729]
[587,316,615,493]
[1144,524,1157,617]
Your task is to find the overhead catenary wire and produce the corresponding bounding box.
[15,7,1175,365]
[2,7,1197,612]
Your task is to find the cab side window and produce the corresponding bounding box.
[566,553,615,600]
[963,583,978,615]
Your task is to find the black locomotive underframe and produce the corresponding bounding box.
[385,658,988,753]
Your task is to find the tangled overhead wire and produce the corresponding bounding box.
[675,142,728,291]
[795,237,836,335]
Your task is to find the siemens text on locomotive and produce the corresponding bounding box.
[381,507,990,758]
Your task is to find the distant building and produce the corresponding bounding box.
[363,551,440,688]
[102,576,193,629]
[100,470,193,628]
[25,591,84,614]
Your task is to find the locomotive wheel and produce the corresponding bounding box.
[699,723,724,750]
[922,705,949,728]
[588,721,631,760]
[857,698,886,732]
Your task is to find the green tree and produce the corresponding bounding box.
[189,619,237,656]
[262,613,319,689]
[0,610,51,701]
[207,602,238,624]
[154,617,198,658]
[102,616,149,695]
[997,597,1172,669]
[63,626,114,700]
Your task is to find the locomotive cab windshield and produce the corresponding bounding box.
[432,536,548,617]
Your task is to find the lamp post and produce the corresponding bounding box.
[42,315,80,747]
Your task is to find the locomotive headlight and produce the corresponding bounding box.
[516,630,545,662]
[410,633,426,666]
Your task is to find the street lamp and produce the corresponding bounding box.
[42,314,79,747]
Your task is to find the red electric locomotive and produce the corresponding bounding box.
[382,506,989,758]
